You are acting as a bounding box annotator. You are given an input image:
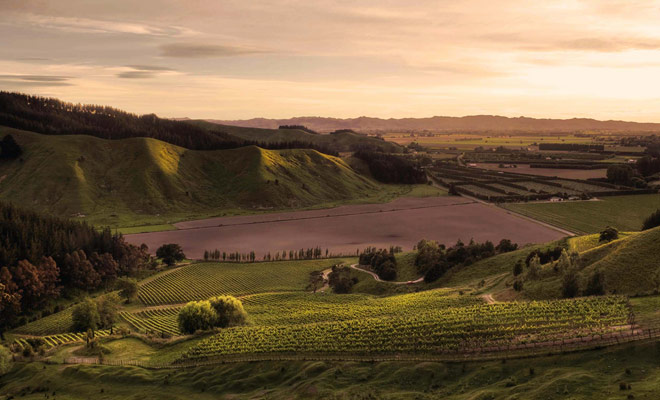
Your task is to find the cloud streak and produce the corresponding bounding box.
[159,43,264,58]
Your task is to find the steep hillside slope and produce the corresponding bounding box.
[0,127,383,227]
[192,120,401,152]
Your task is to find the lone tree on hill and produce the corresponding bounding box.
[71,298,100,332]
[209,296,247,328]
[599,226,619,242]
[156,243,185,266]
[0,135,22,159]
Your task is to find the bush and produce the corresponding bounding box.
[71,298,100,332]
[0,345,12,375]
[208,296,247,328]
[156,244,186,266]
[513,260,523,276]
[177,301,217,334]
[562,269,580,298]
[642,209,660,231]
[584,270,605,296]
[599,226,619,242]
[328,266,355,294]
[0,134,22,159]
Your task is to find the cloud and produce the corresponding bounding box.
[116,65,176,79]
[159,43,263,58]
[0,74,73,86]
[20,14,196,37]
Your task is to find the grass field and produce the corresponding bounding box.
[503,194,660,234]
[0,126,399,229]
[138,259,355,305]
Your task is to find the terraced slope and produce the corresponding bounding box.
[0,127,383,227]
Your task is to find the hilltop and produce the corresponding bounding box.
[210,115,660,133]
[0,127,387,228]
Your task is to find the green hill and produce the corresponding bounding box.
[0,126,388,228]
[190,120,402,153]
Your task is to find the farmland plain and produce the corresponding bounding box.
[125,196,566,259]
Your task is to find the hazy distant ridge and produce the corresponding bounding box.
[208,115,660,133]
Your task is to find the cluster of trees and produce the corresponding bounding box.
[278,125,318,134]
[416,238,518,283]
[636,156,660,177]
[524,246,564,267]
[328,265,357,294]
[606,164,647,188]
[353,150,427,184]
[203,247,334,262]
[359,247,398,281]
[71,294,120,332]
[177,295,247,334]
[538,143,604,152]
[0,92,340,156]
[155,244,186,266]
[515,248,604,299]
[0,135,22,159]
[0,203,152,336]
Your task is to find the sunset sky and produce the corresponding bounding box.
[2,0,660,121]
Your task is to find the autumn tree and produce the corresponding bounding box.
[11,260,43,309]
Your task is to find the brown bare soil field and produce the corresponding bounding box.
[474,163,607,179]
[125,197,566,259]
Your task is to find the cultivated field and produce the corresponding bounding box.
[474,163,608,180]
[126,196,566,259]
[503,194,660,234]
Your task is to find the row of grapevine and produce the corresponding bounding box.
[119,308,181,336]
[179,296,629,360]
[14,330,112,350]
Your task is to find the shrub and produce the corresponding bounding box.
[562,269,580,298]
[584,270,605,296]
[599,226,619,242]
[71,298,100,332]
[642,209,660,231]
[208,296,247,328]
[177,301,217,334]
[513,279,523,292]
[0,345,12,375]
[513,260,523,276]
[328,266,355,294]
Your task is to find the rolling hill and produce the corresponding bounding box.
[190,120,401,152]
[210,115,660,133]
[0,126,386,228]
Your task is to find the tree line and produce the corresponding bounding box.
[0,92,339,156]
[353,150,427,184]
[416,238,518,283]
[0,203,152,336]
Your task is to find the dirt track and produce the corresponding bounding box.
[126,196,566,259]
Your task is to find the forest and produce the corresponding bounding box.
[354,150,427,184]
[0,203,152,336]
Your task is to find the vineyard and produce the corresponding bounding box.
[179,296,630,361]
[13,307,75,335]
[13,330,112,350]
[138,259,354,305]
[119,308,181,336]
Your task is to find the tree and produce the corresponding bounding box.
[328,266,355,294]
[177,300,217,334]
[156,244,186,266]
[496,239,518,253]
[584,270,605,296]
[116,277,139,303]
[209,296,247,328]
[607,164,634,186]
[642,209,660,231]
[96,293,120,329]
[527,255,541,280]
[63,250,100,290]
[513,260,523,276]
[308,271,324,293]
[90,252,119,284]
[0,345,11,376]
[38,257,60,299]
[599,226,619,242]
[0,282,21,339]
[11,260,43,309]
[71,298,100,332]
[562,268,580,298]
[0,134,22,159]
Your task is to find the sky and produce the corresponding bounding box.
[2,0,660,121]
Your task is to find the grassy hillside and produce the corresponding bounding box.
[0,126,393,227]
[503,194,660,234]
[191,120,402,152]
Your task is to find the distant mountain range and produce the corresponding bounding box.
[207,115,660,134]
